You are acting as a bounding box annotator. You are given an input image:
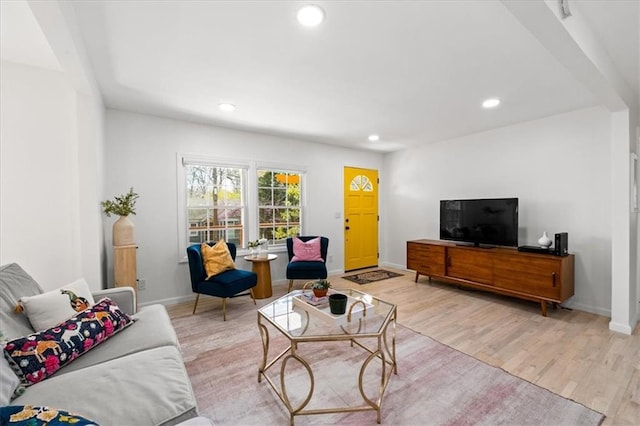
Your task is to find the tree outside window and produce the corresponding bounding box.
[186,165,245,247]
[257,169,302,245]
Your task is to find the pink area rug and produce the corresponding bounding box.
[172,308,605,425]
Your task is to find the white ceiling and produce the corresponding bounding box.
[0,0,61,72]
[2,1,638,152]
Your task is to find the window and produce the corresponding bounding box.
[184,162,246,248]
[178,155,305,260]
[257,169,303,245]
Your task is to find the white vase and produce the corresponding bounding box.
[537,231,552,248]
[113,215,135,246]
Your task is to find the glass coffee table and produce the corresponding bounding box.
[257,288,397,425]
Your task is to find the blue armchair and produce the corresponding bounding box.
[286,236,329,292]
[186,242,257,320]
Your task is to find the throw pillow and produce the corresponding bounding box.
[3,297,135,386]
[0,405,98,426]
[291,237,323,262]
[201,240,236,279]
[18,278,95,331]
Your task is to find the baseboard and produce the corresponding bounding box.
[380,261,408,271]
[562,300,611,317]
[141,294,194,308]
[609,320,633,335]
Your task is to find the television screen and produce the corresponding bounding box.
[440,198,518,247]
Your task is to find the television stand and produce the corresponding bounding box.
[406,239,574,316]
[455,242,495,249]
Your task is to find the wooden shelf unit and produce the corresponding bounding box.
[407,239,574,316]
[113,244,138,297]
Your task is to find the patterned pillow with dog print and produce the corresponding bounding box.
[3,297,134,386]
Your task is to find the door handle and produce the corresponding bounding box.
[345,226,350,230]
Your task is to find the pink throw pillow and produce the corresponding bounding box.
[291,237,323,262]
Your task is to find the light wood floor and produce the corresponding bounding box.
[166,268,640,425]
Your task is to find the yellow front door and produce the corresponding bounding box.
[344,166,379,271]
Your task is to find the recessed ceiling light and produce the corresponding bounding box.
[482,98,501,108]
[368,134,380,142]
[297,5,325,27]
[218,103,236,112]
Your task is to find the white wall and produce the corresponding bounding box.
[76,92,106,288]
[382,106,612,315]
[105,109,384,305]
[0,61,105,291]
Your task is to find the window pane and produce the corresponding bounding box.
[256,169,303,245]
[185,164,245,248]
[258,187,273,205]
[273,189,287,206]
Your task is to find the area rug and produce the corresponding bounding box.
[343,269,403,285]
[171,307,605,425]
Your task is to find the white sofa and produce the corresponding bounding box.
[0,263,200,425]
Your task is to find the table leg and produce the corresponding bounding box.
[257,315,269,383]
[252,261,273,299]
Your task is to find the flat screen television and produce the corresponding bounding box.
[440,198,518,247]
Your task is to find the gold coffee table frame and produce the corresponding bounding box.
[257,289,397,425]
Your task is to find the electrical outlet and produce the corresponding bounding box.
[138,279,146,290]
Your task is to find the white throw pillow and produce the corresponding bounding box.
[19,278,95,331]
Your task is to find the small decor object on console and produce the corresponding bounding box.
[537,231,552,248]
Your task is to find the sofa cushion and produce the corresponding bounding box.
[52,304,179,375]
[201,240,235,279]
[0,354,22,405]
[12,345,199,426]
[0,263,43,339]
[19,278,95,331]
[4,298,134,386]
[0,405,98,425]
[286,261,328,279]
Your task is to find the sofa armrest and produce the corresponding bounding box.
[92,287,137,315]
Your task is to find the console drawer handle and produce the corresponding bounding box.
[552,272,556,287]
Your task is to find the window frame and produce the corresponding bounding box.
[255,164,307,248]
[177,154,250,262]
[177,155,307,261]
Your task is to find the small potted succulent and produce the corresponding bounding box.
[310,279,331,298]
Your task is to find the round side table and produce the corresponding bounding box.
[244,254,278,299]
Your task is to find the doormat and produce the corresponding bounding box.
[343,269,403,285]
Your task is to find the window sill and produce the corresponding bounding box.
[179,245,288,264]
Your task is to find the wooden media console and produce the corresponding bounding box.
[406,239,574,316]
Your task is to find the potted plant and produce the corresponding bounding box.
[310,279,331,298]
[101,188,139,246]
[248,238,268,257]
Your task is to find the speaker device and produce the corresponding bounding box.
[554,232,568,256]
